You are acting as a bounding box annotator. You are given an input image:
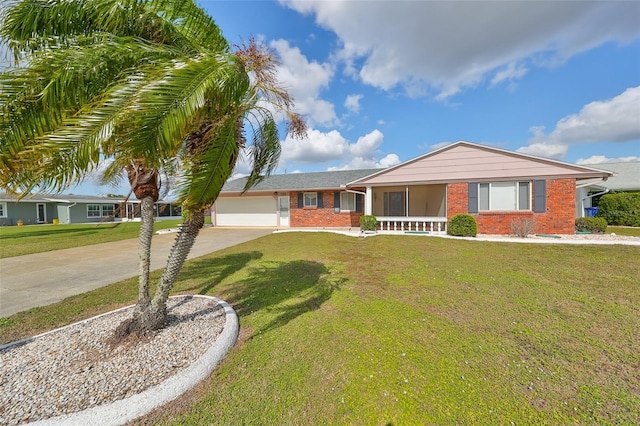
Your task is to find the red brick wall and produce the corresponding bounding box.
[289,191,361,228]
[447,179,576,234]
[531,179,576,234]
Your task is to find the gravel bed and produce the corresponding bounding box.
[0,295,225,425]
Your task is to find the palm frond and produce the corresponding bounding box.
[145,0,229,52]
[1,0,228,58]
[243,112,280,191]
[176,115,241,212]
[125,52,248,163]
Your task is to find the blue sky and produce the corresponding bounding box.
[5,0,640,195]
[208,0,640,176]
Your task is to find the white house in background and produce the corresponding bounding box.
[576,161,640,217]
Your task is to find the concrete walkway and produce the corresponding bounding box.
[0,227,273,317]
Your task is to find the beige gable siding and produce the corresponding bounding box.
[354,143,611,185]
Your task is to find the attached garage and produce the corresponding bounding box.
[214,195,277,227]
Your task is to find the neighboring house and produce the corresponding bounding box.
[215,141,613,234]
[596,162,640,192]
[0,193,182,226]
[575,161,640,217]
[0,193,124,226]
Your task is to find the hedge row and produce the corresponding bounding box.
[597,193,640,226]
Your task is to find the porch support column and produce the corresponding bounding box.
[365,186,373,215]
[405,186,409,217]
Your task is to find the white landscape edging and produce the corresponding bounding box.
[28,295,239,426]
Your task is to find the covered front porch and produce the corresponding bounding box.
[362,184,448,234]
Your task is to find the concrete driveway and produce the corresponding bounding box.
[0,227,273,317]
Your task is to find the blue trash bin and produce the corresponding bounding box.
[584,207,599,217]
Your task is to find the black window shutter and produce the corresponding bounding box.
[356,194,363,212]
[334,192,341,210]
[317,192,324,208]
[534,180,546,213]
[468,182,479,213]
[297,193,303,208]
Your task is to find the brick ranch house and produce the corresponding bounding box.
[213,141,614,235]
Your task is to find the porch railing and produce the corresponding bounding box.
[376,216,448,234]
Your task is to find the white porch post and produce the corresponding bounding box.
[365,186,373,215]
[405,186,409,217]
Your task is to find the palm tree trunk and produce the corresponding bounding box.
[146,208,205,326]
[115,208,205,336]
[133,195,155,316]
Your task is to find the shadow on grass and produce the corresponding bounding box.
[177,253,344,337]
[228,260,345,337]
[178,251,264,294]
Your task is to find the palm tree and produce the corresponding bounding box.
[0,0,305,337]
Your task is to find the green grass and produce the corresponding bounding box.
[0,219,185,258]
[607,225,640,237]
[1,233,638,424]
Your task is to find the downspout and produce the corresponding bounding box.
[344,189,366,196]
[576,177,609,218]
[344,188,367,216]
[580,188,609,217]
[65,203,77,224]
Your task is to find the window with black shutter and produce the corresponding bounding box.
[468,182,479,213]
[533,180,546,213]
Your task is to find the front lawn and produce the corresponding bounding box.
[0,219,185,258]
[1,233,638,424]
[607,225,640,237]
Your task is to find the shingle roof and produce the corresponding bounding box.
[221,169,381,193]
[0,193,126,203]
[595,162,640,191]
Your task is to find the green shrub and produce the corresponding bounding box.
[448,214,477,237]
[597,192,640,226]
[575,217,608,233]
[359,215,378,232]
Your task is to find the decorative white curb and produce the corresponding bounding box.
[25,295,239,426]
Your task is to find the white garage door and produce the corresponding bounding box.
[215,196,277,227]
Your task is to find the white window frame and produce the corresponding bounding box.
[479,181,531,212]
[0,202,6,218]
[303,192,317,208]
[340,192,356,212]
[87,204,101,217]
[87,203,118,218]
[101,204,115,217]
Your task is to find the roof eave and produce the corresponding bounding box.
[348,171,614,187]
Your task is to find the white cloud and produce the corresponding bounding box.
[279,127,399,170]
[269,39,337,127]
[518,87,640,159]
[377,153,401,168]
[327,154,400,171]
[490,62,528,87]
[280,128,349,164]
[516,142,569,159]
[283,1,640,99]
[576,155,640,165]
[349,129,383,157]
[429,142,454,151]
[344,94,363,113]
[546,86,640,144]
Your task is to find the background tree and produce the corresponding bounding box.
[0,0,305,337]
